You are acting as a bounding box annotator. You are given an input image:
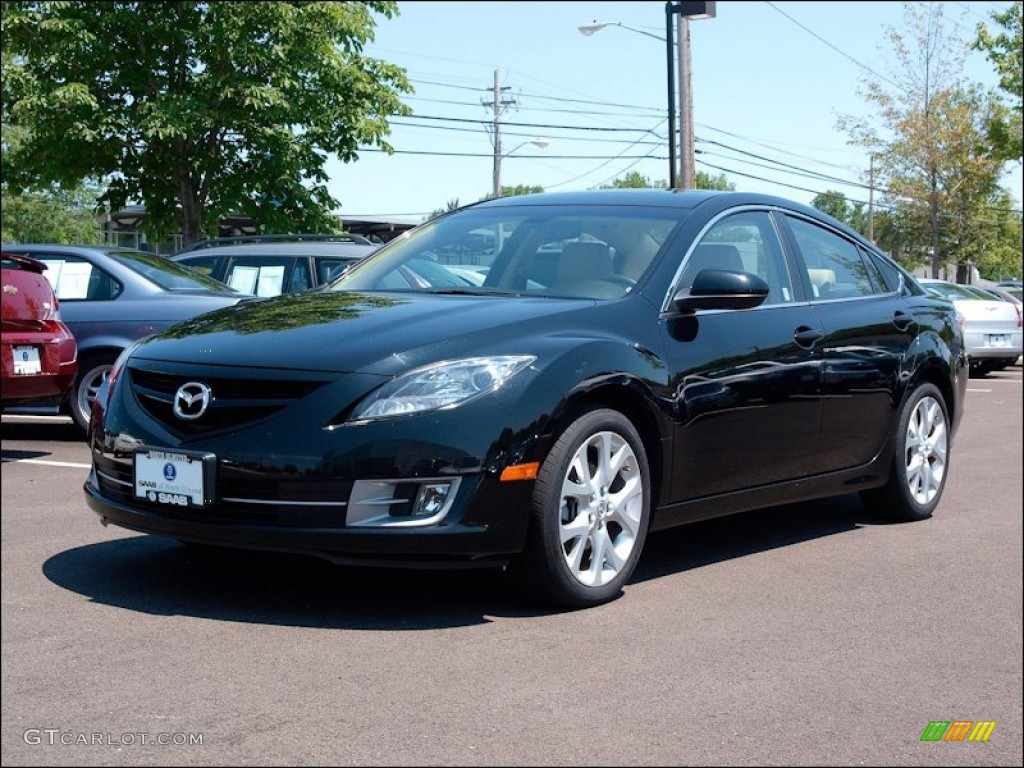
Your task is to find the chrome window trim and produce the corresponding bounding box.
[659,204,796,315]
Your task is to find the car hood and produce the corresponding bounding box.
[131,290,607,374]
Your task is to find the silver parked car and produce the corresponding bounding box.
[171,234,378,296]
[919,279,1022,376]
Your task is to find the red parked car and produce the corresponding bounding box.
[1,251,78,410]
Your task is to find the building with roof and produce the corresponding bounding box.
[101,207,418,253]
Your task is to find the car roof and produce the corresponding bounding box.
[2,242,241,295]
[3,243,159,258]
[471,187,826,214]
[171,242,376,259]
[467,188,869,245]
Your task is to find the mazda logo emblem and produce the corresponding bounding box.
[173,382,212,420]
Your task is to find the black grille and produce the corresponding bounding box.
[94,454,351,527]
[130,368,327,436]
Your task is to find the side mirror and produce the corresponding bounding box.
[671,269,769,313]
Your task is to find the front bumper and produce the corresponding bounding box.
[84,469,533,568]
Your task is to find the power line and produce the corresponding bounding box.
[764,1,904,91]
[356,147,665,160]
[402,112,661,133]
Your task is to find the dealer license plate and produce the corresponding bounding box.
[13,345,41,375]
[134,449,215,508]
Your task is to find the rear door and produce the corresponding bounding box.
[778,212,914,474]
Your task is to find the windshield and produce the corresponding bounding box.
[924,281,994,301]
[110,249,238,293]
[330,205,681,300]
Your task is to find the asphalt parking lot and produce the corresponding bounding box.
[2,365,1021,766]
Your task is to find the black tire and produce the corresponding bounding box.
[68,353,116,434]
[969,360,994,378]
[860,382,950,522]
[513,407,651,609]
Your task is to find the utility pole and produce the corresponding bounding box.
[483,69,517,198]
[678,16,695,190]
[868,154,875,241]
[667,2,715,189]
[665,5,678,189]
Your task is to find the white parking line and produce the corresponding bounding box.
[1,458,91,469]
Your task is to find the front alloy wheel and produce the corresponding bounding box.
[516,407,651,608]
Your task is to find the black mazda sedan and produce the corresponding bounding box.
[84,190,967,608]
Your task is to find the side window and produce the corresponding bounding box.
[316,258,354,284]
[786,216,879,299]
[223,256,295,297]
[35,254,121,301]
[680,211,794,305]
[859,247,897,293]
[176,255,220,279]
[288,260,312,292]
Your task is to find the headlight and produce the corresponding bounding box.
[350,355,536,421]
[101,338,146,404]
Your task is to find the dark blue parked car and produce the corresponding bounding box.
[0,243,247,432]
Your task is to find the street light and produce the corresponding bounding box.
[494,138,549,198]
[580,3,716,189]
[578,20,674,186]
[578,21,664,42]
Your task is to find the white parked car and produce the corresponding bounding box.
[920,279,1022,376]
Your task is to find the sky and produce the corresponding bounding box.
[326,1,1022,225]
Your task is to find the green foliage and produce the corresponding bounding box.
[478,184,545,202]
[1,184,103,244]
[1,1,412,245]
[600,170,732,190]
[811,191,849,222]
[696,171,735,191]
[974,1,1023,161]
[426,198,462,222]
[837,3,1016,277]
[811,190,867,233]
[601,171,666,189]
[500,184,544,198]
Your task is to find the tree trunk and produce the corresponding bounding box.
[179,176,203,246]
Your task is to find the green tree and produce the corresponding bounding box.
[600,169,732,190]
[971,190,1023,280]
[426,198,462,222]
[479,184,545,201]
[1,183,103,244]
[974,0,1023,161]
[811,190,867,233]
[696,170,735,191]
[838,3,1009,278]
[601,171,666,189]
[1,1,411,246]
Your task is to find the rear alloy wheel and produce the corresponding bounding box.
[69,356,115,434]
[516,407,651,609]
[861,382,949,522]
